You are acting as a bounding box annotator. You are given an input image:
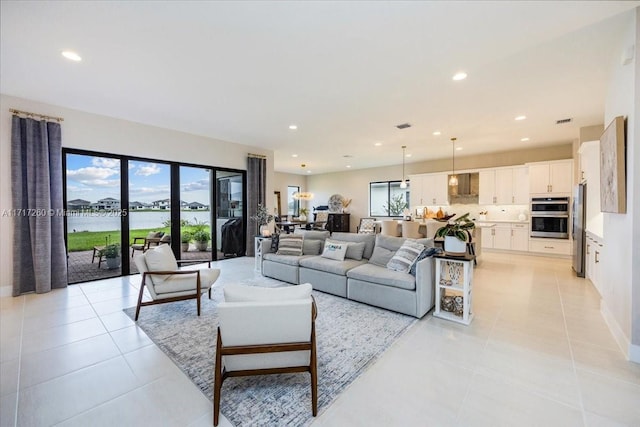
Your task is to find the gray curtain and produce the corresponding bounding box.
[246,156,266,256]
[11,116,68,295]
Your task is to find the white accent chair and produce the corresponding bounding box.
[133,244,221,320]
[213,283,318,426]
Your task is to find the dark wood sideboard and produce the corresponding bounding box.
[326,213,350,233]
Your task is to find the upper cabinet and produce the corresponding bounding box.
[479,166,529,205]
[528,160,573,195]
[409,173,448,206]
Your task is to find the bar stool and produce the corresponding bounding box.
[381,220,401,237]
[401,221,422,238]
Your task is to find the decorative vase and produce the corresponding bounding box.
[299,214,307,222]
[444,236,466,255]
[260,225,271,237]
[195,241,208,251]
[181,242,189,252]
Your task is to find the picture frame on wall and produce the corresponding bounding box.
[599,115,626,213]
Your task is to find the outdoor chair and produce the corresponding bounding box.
[133,244,220,320]
[213,283,317,426]
[130,231,163,257]
[357,217,378,234]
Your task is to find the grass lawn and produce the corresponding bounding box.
[67,225,210,252]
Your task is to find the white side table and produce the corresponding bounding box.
[254,236,266,272]
[433,253,475,325]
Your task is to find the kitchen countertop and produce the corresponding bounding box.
[475,219,530,226]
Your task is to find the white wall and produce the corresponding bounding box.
[273,172,310,216]
[600,7,640,362]
[0,94,274,295]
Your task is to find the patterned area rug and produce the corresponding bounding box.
[124,276,416,426]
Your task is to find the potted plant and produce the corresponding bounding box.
[435,212,475,255]
[192,229,210,251]
[251,204,274,236]
[181,231,192,252]
[298,207,309,222]
[103,243,121,269]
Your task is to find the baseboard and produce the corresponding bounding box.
[600,300,631,360]
[0,285,12,298]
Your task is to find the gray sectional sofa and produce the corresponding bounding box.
[261,230,436,318]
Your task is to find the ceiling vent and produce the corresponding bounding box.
[556,118,572,124]
[396,123,411,129]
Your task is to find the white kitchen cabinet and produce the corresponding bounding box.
[528,160,573,195]
[528,238,571,255]
[410,173,448,206]
[585,232,604,296]
[479,166,529,205]
[511,223,529,251]
[480,222,528,251]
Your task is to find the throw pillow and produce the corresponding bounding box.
[326,239,366,260]
[224,283,313,302]
[276,235,304,256]
[368,245,396,267]
[303,239,323,255]
[387,240,425,273]
[144,244,178,284]
[409,247,444,276]
[270,233,280,252]
[321,241,348,261]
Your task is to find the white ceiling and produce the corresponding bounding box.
[1,1,638,175]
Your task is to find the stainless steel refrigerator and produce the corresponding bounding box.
[572,183,586,277]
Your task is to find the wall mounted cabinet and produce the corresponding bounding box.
[528,160,573,195]
[409,173,448,206]
[479,166,529,205]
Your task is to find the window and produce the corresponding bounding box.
[287,186,300,217]
[370,181,410,217]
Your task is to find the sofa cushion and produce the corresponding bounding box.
[300,256,367,276]
[277,235,303,256]
[144,244,178,284]
[263,252,313,266]
[224,283,312,302]
[303,239,323,255]
[329,232,376,259]
[293,229,331,241]
[347,263,416,290]
[387,240,425,273]
[326,239,366,261]
[369,245,396,267]
[409,246,443,276]
[321,241,348,261]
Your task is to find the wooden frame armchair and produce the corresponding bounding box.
[213,283,318,426]
[131,231,164,257]
[357,217,378,234]
[133,244,220,320]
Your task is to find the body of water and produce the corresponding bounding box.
[67,211,213,232]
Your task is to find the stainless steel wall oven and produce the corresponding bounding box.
[530,197,570,239]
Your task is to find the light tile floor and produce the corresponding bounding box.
[1,252,639,426]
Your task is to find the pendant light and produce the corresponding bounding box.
[449,138,458,186]
[400,145,407,189]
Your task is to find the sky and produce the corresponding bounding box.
[65,154,212,205]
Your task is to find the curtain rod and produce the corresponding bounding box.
[10,108,64,122]
[248,153,267,159]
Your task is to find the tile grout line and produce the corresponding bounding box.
[556,269,588,427]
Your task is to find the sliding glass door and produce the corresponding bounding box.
[216,170,245,259]
[65,153,123,283]
[180,166,213,262]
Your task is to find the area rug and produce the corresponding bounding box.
[124,277,416,426]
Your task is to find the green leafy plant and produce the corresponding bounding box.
[192,229,211,243]
[384,194,408,216]
[435,213,475,241]
[191,217,209,233]
[103,243,121,259]
[181,231,192,243]
[251,204,274,226]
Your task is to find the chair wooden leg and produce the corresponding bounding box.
[213,328,223,426]
[310,320,318,416]
[135,275,146,321]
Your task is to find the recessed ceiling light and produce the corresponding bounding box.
[520,137,530,142]
[346,165,352,168]
[456,147,463,151]
[452,72,467,81]
[61,50,82,62]
[432,131,441,136]
[307,170,312,174]
[289,124,298,130]
[292,154,298,157]
[515,115,527,121]
[374,142,382,146]
[406,154,412,158]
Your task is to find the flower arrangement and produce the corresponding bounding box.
[251,204,274,226]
